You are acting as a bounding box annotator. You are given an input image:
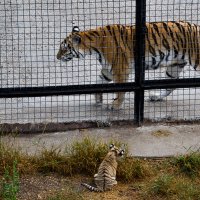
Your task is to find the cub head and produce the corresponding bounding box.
[109,144,125,157]
[57,26,85,62]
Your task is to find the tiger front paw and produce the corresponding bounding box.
[149,95,163,101]
[107,99,122,110]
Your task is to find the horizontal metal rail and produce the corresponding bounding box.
[144,78,200,89]
[1,78,200,98]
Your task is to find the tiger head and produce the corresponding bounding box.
[109,144,125,157]
[57,26,91,62]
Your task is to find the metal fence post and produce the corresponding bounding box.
[134,0,146,125]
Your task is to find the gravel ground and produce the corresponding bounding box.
[0,0,200,125]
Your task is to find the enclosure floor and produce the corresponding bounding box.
[2,124,200,157]
[0,87,200,124]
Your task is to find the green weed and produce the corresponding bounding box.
[0,160,19,200]
[172,153,200,176]
[148,174,173,197]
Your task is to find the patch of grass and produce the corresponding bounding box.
[117,158,151,182]
[175,180,200,200]
[143,174,200,200]
[0,138,36,175]
[172,153,200,176]
[149,174,173,197]
[65,137,109,175]
[34,137,125,176]
[35,147,73,175]
[0,160,19,200]
[0,140,20,174]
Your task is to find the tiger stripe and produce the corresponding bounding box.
[57,21,200,109]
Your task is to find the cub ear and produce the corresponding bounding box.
[72,34,81,44]
[119,149,125,156]
[72,26,80,33]
[109,144,114,149]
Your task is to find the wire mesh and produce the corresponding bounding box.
[144,0,200,122]
[0,0,136,124]
[0,0,200,127]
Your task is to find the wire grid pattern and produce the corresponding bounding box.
[0,0,135,123]
[0,0,200,124]
[144,0,200,121]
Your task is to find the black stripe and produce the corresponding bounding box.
[187,28,193,59]
[166,71,174,78]
[175,22,183,33]
[165,51,170,62]
[173,46,178,58]
[152,23,161,37]
[92,47,102,64]
[90,31,100,37]
[168,26,175,42]
[111,26,120,65]
[101,27,106,37]
[176,22,187,59]
[175,32,184,49]
[85,33,92,40]
[152,29,158,46]
[112,27,119,47]
[118,25,127,48]
[152,57,156,65]
[188,50,192,65]
[125,26,129,44]
[163,22,170,36]
[162,35,170,51]
[106,25,113,35]
[159,50,165,60]
[193,30,197,64]
[195,25,200,67]
[92,31,100,36]
[149,45,156,57]
[72,47,80,58]
[187,22,192,31]
[120,25,124,38]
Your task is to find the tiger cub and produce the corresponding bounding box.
[57,21,200,109]
[81,144,125,192]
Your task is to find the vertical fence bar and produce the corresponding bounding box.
[134,0,146,125]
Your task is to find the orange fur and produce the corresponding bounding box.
[57,21,200,108]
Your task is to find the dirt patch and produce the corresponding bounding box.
[17,174,139,200]
[151,129,173,137]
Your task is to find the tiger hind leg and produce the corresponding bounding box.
[95,70,112,106]
[149,62,186,101]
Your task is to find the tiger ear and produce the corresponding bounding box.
[72,26,80,33]
[72,34,81,44]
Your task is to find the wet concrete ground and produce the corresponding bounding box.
[2,124,200,157]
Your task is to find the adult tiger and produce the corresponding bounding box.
[57,21,200,109]
[81,144,125,192]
